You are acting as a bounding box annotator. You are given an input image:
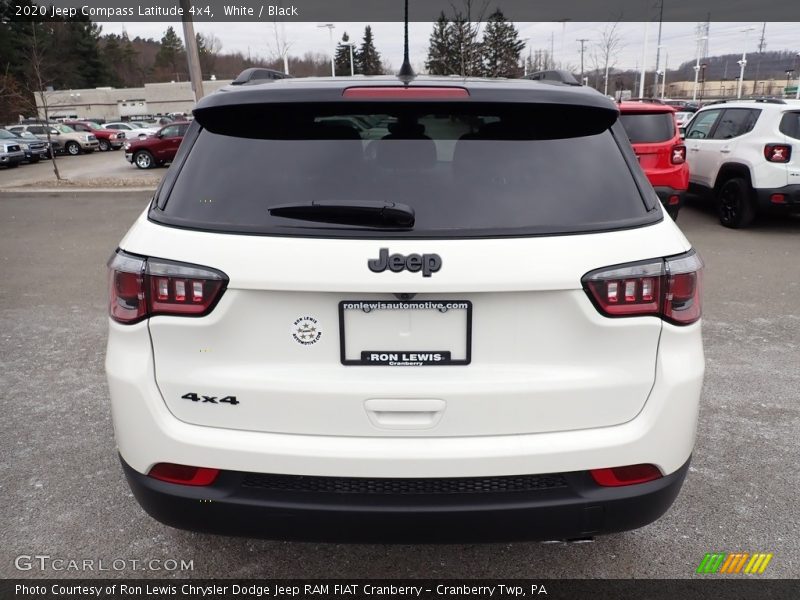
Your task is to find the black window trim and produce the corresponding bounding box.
[147,120,663,240]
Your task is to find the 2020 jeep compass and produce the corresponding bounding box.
[106,73,704,542]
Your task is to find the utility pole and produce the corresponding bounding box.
[737,27,756,99]
[577,38,589,84]
[318,23,335,77]
[653,0,664,99]
[639,20,649,98]
[179,0,205,101]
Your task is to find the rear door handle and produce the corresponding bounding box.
[720,148,731,153]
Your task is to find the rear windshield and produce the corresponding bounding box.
[155,103,654,238]
[619,112,675,143]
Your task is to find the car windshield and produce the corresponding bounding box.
[156,102,654,238]
[0,130,15,139]
[85,122,101,128]
[55,124,75,133]
[619,113,675,143]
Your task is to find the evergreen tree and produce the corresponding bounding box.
[425,12,454,75]
[355,26,383,75]
[154,26,185,79]
[196,32,221,77]
[67,19,110,88]
[334,32,353,76]
[481,9,525,78]
[448,15,482,76]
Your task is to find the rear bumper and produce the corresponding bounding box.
[653,186,684,218]
[755,184,800,211]
[121,455,690,542]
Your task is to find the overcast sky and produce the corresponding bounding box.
[101,21,800,76]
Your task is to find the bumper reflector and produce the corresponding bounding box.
[590,464,662,487]
[148,463,219,486]
[770,194,787,205]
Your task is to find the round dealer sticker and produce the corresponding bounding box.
[291,316,322,346]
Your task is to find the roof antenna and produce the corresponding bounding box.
[398,0,415,80]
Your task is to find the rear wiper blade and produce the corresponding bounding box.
[269,200,415,228]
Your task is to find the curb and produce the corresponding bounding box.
[0,187,157,194]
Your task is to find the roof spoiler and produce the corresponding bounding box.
[231,68,292,86]
[523,70,581,86]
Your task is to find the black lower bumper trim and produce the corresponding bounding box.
[653,186,685,219]
[120,455,690,543]
[755,184,800,210]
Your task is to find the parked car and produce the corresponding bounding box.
[663,100,699,112]
[619,101,689,219]
[104,121,160,139]
[124,122,190,169]
[6,123,98,155]
[64,120,126,152]
[674,111,694,129]
[2,129,48,163]
[683,98,800,227]
[0,130,25,168]
[106,70,705,543]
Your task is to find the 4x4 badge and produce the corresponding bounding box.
[368,248,442,277]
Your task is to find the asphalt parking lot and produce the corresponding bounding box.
[0,191,798,579]
[0,150,161,188]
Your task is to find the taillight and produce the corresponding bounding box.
[671,144,686,164]
[148,463,219,486]
[590,464,662,487]
[764,144,791,163]
[108,250,228,324]
[582,250,703,325]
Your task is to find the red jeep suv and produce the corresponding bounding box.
[124,122,190,169]
[618,102,688,220]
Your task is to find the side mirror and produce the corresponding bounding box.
[157,132,164,138]
[50,130,60,135]
[679,127,686,139]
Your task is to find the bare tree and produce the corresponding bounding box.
[266,6,292,74]
[595,20,624,96]
[5,24,62,180]
[449,0,488,77]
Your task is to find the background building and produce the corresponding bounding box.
[34,79,231,122]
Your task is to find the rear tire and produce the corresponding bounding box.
[98,139,110,152]
[134,150,154,169]
[65,141,81,156]
[717,177,756,229]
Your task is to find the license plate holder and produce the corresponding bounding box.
[339,300,472,366]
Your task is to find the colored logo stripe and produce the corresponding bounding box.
[697,553,726,573]
[696,553,773,574]
[745,553,773,574]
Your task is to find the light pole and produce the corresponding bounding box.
[317,23,335,77]
[692,35,708,101]
[737,27,756,99]
[796,53,800,99]
[660,49,669,99]
[655,44,666,99]
[340,40,356,76]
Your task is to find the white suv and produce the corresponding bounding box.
[106,73,705,542]
[684,99,800,227]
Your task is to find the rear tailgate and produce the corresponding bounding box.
[122,216,689,437]
[130,92,687,438]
